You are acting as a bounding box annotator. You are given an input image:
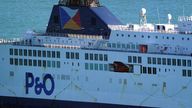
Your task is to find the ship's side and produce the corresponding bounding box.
[1,0,192,108]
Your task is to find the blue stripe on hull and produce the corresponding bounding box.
[0,96,154,108]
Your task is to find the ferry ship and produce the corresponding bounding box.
[0,0,192,108]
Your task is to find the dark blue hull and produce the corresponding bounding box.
[0,96,154,108]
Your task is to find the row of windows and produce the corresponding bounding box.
[66,52,79,59]
[116,34,191,41]
[85,63,109,71]
[10,58,61,68]
[10,48,60,58]
[107,43,139,50]
[148,57,192,67]
[128,56,142,64]
[182,70,192,77]
[141,67,157,75]
[85,53,108,61]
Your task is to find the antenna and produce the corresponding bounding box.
[140,8,147,25]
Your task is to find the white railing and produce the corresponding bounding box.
[0,38,23,44]
[178,16,192,22]
[43,44,81,49]
[108,25,179,34]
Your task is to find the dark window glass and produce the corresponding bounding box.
[57,61,60,68]
[10,58,13,65]
[148,57,151,64]
[47,51,51,58]
[138,57,142,63]
[153,68,157,74]
[99,54,103,61]
[19,49,22,56]
[172,59,176,66]
[71,52,74,59]
[38,60,41,67]
[133,56,137,63]
[66,52,70,59]
[43,51,46,57]
[167,58,171,65]
[33,50,37,57]
[148,67,152,74]
[19,59,23,65]
[52,61,55,68]
[182,60,186,67]
[143,67,147,74]
[38,50,41,57]
[187,60,191,67]
[75,53,79,59]
[24,59,27,66]
[29,59,32,66]
[188,70,192,77]
[157,58,161,64]
[43,60,46,67]
[14,58,18,65]
[33,60,37,66]
[57,51,60,58]
[52,51,55,58]
[90,54,93,60]
[14,49,18,56]
[24,49,27,56]
[177,59,181,66]
[128,56,132,63]
[183,70,186,77]
[152,58,156,64]
[85,53,89,60]
[94,54,98,60]
[10,49,13,55]
[104,54,108,61]
[28,50,32,56]
[162,58,166,65]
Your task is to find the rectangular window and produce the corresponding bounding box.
[90,54,93,60]
[57,61,60,68]
[19,49,22,56]
[90,63,93,70]
[117,43,121,48]
[99,54,103,61]
[94,54,98,61]
[56,51,60,58]
[183,70,186,77]
[152,58,156,64]
[29,59,32,66]
[188,70,192,77]
[177,59,181,66]
[99,64,103,70]
[24,49,27,56]
[187,60,191,67]
[128,56,132,63]
[71,52,74,59]
[148,67,152,74]
[104,64,108,71]
[133,56,137,63]
[148,57,151,64]
[33,50,37,57]
[43,51,46,57]
[75,53,79,59]
[182,60,186,67]
[14,58,18,65]
[43,60,46,67]
[172,59,176,66]
[66,52,70,59]
[157,58,161,65]
[10,49,13,55]
[52,51,55,58]
[138,57,142,63]
[33,60,37,66]
[153,68,157,74]
[52,61,55,68]
[94,64,98,70]
[14,49,18,56]
[107,43,111,48]
[112,43,116,48]
[122,44,125,48]
[38,60,41,67]
[143,67,147,74]
[28,50,32,57]
[24,59,27,66]
[85,53,88,60]
[104,54,108,61]
[10,58,13,65]
[85,63,89,70]
[162,58,166,65]
[19,59,23,65]
[167,58,171,65]
[38,50,41,57]
[47,51,51,58]
[47,61,51,67]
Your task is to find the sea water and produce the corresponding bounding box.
[0,0,192,38]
